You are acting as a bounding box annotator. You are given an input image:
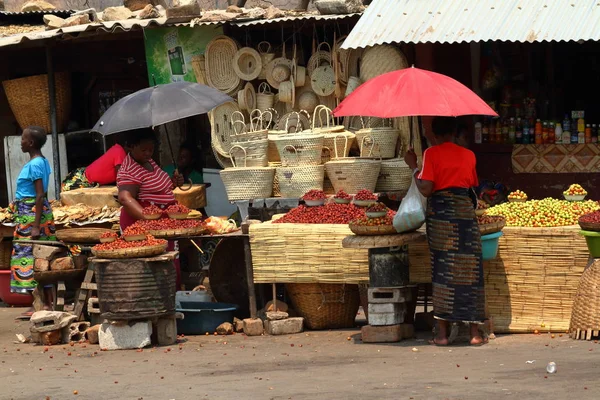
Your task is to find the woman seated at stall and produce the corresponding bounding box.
[404,117,486,346]
[117,130,183,286]
[11,126,56,315]
[163,142,204,184]
[61,143,127,191]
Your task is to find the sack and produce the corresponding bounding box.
[393,177,427,233]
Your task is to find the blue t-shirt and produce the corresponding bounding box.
[15,157,52,200]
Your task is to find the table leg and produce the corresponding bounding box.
[243,237,257,319]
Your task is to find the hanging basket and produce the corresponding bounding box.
[265,44,293,90]
[344,76,362,97]
[220,147,275,201]
[360,45,409,83]
[375,158,412,193]
[191,55,207,85]
[256,82,275,112]
[285,283,360,330]
[311,63,336,97]
[237,82,256,112]
[210,101,241,157]
[307,42,332,76]
[257,41,275,80]
[2,72,72,133]
[205,35,241,95]
[233,47,262,81]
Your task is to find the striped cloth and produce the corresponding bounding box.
[117,154,175,204]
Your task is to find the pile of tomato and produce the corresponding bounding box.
[274,203,366,224]
[93,235,167,251]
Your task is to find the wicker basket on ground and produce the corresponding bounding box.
[569,259,600,340]
[285,283,360,330]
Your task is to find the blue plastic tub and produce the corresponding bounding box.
[176,302,238,335]
[175,290,211,308]
[481,231,503,261]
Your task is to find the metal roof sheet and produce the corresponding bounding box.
[231,12,361,26]
[342,0,600,49]
[0,9,75,16]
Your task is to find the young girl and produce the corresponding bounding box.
[10,126,56,313]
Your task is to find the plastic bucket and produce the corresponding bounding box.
[176,302,237,335]
[0,270,33,307]
[579,230,600,257]
[481,231,503,261]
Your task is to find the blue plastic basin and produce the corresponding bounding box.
[176,302,238,335]
[481,231,503,261]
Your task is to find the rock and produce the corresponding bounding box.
[63,14,90,27]
[124,0,151,12]
[265,317,303,335]
[226,5,242,13]
[33,244,66,261]
[361,324,403,343]
[30,311,77,333]
[138,4,160,19]
[99,321,152,350]
[265,5,284,19]
[198,10,238,22]
[155,316,177,345]
[233,317,244,333]
[216,322,234,335]
[34,258,50,272]
[102,6,133,21]
[0,0,4,11]
[50,257,74,271]
[314,0,362,15]
[21,0,55,12]
[167,0,200,18]
[43,14,65,29]
[40,329,61,346]
[85,325,100,344]
[244,7,267,19]
[244,0,270,8]
[69,321,91,342]
[266,311,288,321]
[265,299,288,313]
[242,318,263,336]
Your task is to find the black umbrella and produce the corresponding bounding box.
[91,81,232,189]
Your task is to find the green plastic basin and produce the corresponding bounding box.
[579,230,600,258]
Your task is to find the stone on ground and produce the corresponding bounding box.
[99,321,152,350]
[264,317,304,335]
[242,318,264,336]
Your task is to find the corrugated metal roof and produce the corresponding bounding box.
[342,0,600,49]
[231,12,361,27]
[0,17,219,48]
[0,9,75,15]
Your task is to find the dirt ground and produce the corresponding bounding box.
[1,306,599,400]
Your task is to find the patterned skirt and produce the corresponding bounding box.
[426,188,485,323]
[61,167,98,192]
[10,198,57,293]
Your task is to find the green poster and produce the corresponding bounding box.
[144,25,224,85]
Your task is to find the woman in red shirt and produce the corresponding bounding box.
[117,131,183,286]
[404,117,486,346]
[61,144,127,191]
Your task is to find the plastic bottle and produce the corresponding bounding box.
[475,121,483,144]
[522,119,530,144]
[579,130,586,144]
[577,118,585,134]
[542,121,549,144]
[547,362,557,374]
[508,117,516,144]
[548,122,555,144]
[535,119,543,144]
[563,114,571,134]
[561,123,570,144]
[555,123,564,145]
[585,124,592,144]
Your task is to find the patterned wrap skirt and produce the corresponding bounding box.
[10,198,57,293]
[61,167,98,192]
[426,188,485,323]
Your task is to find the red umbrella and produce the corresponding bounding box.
[333,67,498,118]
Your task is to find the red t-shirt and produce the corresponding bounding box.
[85,144,126,185]
[417,142,478,192]
[117,154,175,205]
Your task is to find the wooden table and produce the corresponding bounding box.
[342,231,426,250]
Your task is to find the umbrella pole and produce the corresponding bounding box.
[162,124,192,191]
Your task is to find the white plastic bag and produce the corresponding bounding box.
[393,177,427,233]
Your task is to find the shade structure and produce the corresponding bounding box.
[92,81,233,136]
[333,67,498,118]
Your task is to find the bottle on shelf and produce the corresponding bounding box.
[508,117,516,144]
[515,117,523,144]
[577,117,585,134]
[542,121,549,144]
[535,119,543,144]
[593,124,598,144]
[475,121,483,144]
[555,123,564,145]
[563,114,571,135]
[522,119,530,144]
[548,122,555,144]
[585,124,592,144]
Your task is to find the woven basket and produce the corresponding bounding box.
[274,111,310,133]
[191,55,207,85]
[356,121,400,159]
[479,220,506,235]
[360,45,409,83]
[230,111,268,143]
[325,158,381,194]
[322,133,355,163]
[376,158,412,192]
[256,82,275,112]
[297,90,319,113]
[278,73,295,105]
[91,243,167,259]
[230,141,268,168]
[2,72,71,133]
[276,160,325,198]
[233,47,262,81]
[213,145,233,168]
[0,240,12,270]
[344,76,362,97]
[286,283,360,330]
[257,41,275,80]
[220,147,275,201]
[56,228,114,244]
[334,35,351,85]
[295,65,307,87]
[579,220,600,232]
[311,105,345,134]
[270,161,282,196]
[265,44,293,90]
[205,35,241,95]
[349,224,397,236]
[237,82,256,112]
[211,101,241,157]
[272,135,324,166]
[311,63,336,97]
[307,42,332,76]
[569,259,600,340]
[323,172,335,195]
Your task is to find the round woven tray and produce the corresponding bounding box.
[349,224,396,236]
[91,243,167,259]
[479,220,505,235]
[579,220,600,232]
[147,226,207,238]
[211,101,241,157]
[307,42,332,76]
[205,35,241,95]
[56,228,114,244]
[233,47,262,81]
[265,57,294,89]
[360,45,408,83]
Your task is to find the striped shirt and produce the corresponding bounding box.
[117,154,175,205]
